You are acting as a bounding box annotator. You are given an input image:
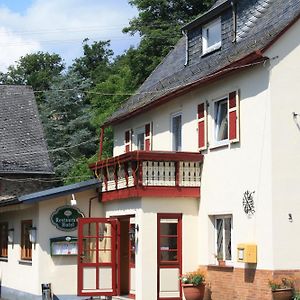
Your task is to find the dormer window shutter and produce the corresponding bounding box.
[228,91,240,143]
[198,102,208,151]
[144,123,152,151]
[125,129,132,153]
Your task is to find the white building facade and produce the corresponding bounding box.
[1,1,300,300]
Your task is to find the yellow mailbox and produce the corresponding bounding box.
[237,244,257,263]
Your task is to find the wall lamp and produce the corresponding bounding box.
[29,227,37,245]
[70,194,77,206]
[8,228,14,244]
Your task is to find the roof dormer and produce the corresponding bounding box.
[182,0,233,64]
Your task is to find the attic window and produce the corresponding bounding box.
[202,17,221,55]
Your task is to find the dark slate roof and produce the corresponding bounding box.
[105,0,300,125]
[182,0,230,31]
[0,179,100,207]
[0,85,53,174]
[18,179,100,203]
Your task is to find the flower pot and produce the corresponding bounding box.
[272,288,293,300]
[218,259,226,267]
[182,283,205,300]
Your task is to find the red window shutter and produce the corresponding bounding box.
[125,130,132,153]
[144,123,152,151]
[198,102,207,151]
[228,91,240,143]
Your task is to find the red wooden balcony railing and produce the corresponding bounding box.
[89,151,203,202]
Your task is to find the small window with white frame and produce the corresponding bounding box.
[215,215,232,262]
[171,113,182,151]
[202,18,222,55]
[213,97,228,145]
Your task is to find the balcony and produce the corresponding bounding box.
[89,151,203,202]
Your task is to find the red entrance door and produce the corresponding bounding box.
[77,218,118,297]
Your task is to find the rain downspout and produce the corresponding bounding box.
[231,0,237,42]
[98,126,105,161]
[182,29,189,66]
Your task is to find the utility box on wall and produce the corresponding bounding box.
[237,244,257,263]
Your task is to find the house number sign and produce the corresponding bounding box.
[50,206,84,231]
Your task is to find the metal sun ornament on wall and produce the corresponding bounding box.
[243,190,255,216]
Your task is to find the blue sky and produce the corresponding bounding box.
[0,0,34,14]
[0,0,139,71]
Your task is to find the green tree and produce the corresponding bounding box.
[71,39,113,85]
[40,70,97,182]
[0,52,65,104]
[123,0,213,84]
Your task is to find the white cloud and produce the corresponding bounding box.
[0,0,139,70]
[0,27,41,72]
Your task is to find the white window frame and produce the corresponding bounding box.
[211,96,229,148]
[171,112,182,152]
[202,17,222,55]
[134,126,145,150]
[214,215,232,264]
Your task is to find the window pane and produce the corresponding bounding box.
[161,251,177,261]
[137,132,145,150]
[160,223,177,236]
[160,237,177,250]
[21,220,32,260]
[224,218,232,260]
[99,250,111,263]
[83,222,97,237]
[172,115,182,151]
[215,99,228,141]
[207,21,221,48]
[159,218,179,262]
[216,219,223,260]
[0,223,8,257]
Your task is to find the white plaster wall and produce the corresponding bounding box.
[37,189,103,296]
[266,18,300,269]
[198,69,273,270]
[0,205,39,296]
[0,188,102,298]
[113,64,274,270]
[104,197,198,300]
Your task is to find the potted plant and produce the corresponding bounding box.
[214,253,225,266]
[268,277,294,300]
[181,269,205,300]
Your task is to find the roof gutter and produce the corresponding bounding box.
[103,51,268,127]
[182,1,231,31]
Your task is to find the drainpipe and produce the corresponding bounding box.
[88,188,102,218]
[182,29,189,66]
[98,126,105,161]
[231,0,237,42]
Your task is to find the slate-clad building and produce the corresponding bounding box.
[0,85,54,203]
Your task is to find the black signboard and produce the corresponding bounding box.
[50,206,84,231]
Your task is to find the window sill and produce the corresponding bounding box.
[209,141,229,151]
[0,257,8,262]
[18,259,32,266]
[207,264,234,272]
[201,45,222,57]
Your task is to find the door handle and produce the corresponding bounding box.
[80,255,85,262]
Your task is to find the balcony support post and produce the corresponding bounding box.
[138,161,143,187]
[114,165,118,190]
[124,162,129,187]
[175,161,180,187]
